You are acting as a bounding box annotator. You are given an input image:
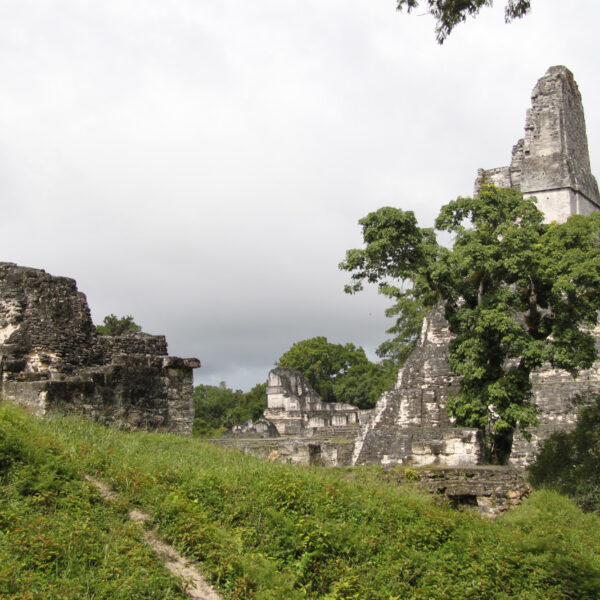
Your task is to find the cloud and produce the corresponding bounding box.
[1,0,599,390]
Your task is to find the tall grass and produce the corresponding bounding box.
[2,402,600,599]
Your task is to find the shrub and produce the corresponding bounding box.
[529,393,600,512]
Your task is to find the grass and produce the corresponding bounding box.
[0,405,188,600]
[2,402,600,599]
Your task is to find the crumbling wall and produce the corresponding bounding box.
[0,262,200,434]
[213,436,356,467]
[510,324,600,467]
[387,466,531,517]
[0,262,102,373]
[99,332,168,361]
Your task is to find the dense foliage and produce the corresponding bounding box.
[341,186,600,461]
[396,0,531,43]
[277,336,396,409]
[96,314,142,336]
[193,382,267,437]
[530,394,600,513]
[3,404,600,599]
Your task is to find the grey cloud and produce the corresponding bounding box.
[1,0,599,390]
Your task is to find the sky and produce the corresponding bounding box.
[1,0,600,391]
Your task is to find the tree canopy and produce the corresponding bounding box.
[396,0,532,43]
[95,314,141,336]
[341,186,600,461]
[277,336,396,409]
[193,381,267,437]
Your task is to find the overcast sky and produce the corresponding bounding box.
[1,0,600,390]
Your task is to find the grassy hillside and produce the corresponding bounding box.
[2,403,600,599]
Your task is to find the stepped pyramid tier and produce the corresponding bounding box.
[352,306,600,468]
[475,65,600,223]
[351,306,481,467]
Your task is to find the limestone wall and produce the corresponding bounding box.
[387,466,531,517]
[213,436,356,467]
[100,332,168,362]
[0,263,102,373]
[510,324,600,467]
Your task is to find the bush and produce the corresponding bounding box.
[529,394,600,512]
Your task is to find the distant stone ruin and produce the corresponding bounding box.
[264,367,362,436]
[223,66,600,478]
[0,262,200,434]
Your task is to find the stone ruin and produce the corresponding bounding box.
[356,66,600,469]
[263,367,362,436]
[4,65,598,497]
[0,262,200,434]
[222,66,600,477]
[221,367,363,466]
[225,367,363,439]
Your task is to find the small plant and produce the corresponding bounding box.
[404,467,421,481]
[96,314,141,336]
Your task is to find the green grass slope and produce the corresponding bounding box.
[2,402,600,600]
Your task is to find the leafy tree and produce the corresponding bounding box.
[95,314,141,336]
[396,0,532,43]
[332,359,397,409]
[277,336,395,409]
[193,381,267,437]
[529,394,600,513]
[375,287,429,366]
[341,186,600,462]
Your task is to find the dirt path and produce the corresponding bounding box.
[85,476,223,600]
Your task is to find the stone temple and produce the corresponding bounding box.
[225,66,600,471]
[475,65,600,222]
[0,262,200,434]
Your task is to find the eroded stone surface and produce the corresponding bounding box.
[387,466,531,517]
[0,262,200,434]
[214,436,355,467]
